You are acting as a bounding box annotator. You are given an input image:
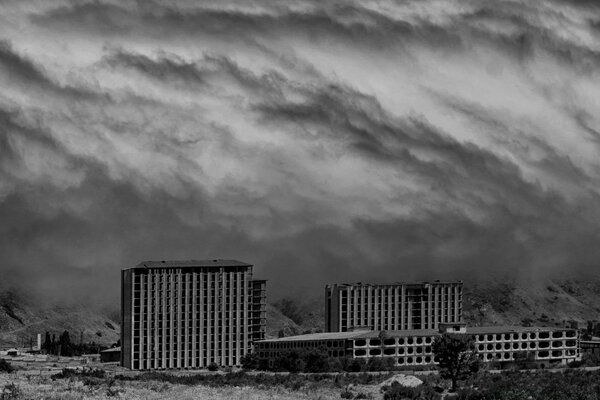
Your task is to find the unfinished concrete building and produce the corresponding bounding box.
[121,260,266,370]
[325,281,463,332]
[256,325,580,368]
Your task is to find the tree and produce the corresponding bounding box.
[302,348,330,373]
[59,330,73,357]
[273,350,305,372]
[240,352,259,370]
[43,332,51,353]
[0,359,13,373]
[207,362,219,371]
[51,334,57,355]
[432,333,480,392]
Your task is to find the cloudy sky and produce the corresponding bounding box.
[1,0,600,305]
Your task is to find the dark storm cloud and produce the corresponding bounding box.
[0,41,52,86]
[104,51,207,85]
[31,1,466,50]
[0,0,599,305]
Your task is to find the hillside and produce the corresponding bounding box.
[463,275,600,328]
[0,290,119,349]
[278,276,600,334]
[265,304,302,338]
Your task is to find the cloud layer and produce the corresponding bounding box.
[1,0,600,304]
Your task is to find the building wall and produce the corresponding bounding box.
[121,262,266,370]
[325,282,463,332]
[255,339,349,368]
[121,269,132,368]
[251,280,267,342]
[257,328,580,368]
[472,330,579,364]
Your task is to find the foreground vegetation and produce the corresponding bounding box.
[3,358,600,399]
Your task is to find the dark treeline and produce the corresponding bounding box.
[241,347,402,373]
[41,331,113,356]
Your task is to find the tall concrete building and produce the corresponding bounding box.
[121,259,266,370]
[325,281,462,332]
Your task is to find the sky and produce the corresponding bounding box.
[1,0,600,306]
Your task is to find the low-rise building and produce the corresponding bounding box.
[255,325,580,368]
[100,347,121,363]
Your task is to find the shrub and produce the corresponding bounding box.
[1,383,21,400]
[51,367,106,380]
[0,360,13,374]
[303,348,330,373]
[347,358,366,373]
[240,352,259,370]
[455,387,486,400]
[382,382,420,400]
[207,362,219,371]
[382,382,441,400]
[340,388,354,399]
[366,357,384,372]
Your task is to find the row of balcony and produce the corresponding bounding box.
[475,331,576,341]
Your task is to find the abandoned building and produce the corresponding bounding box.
[256,323,580,368]
[325,281,463,332]
[258,280,580,368]
[120,261,581,370]
[120,260,266,370]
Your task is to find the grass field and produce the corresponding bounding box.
[0,376,349,400]
[0,374,382,400]
[0,365,389,400]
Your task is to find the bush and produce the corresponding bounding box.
[382,382,441,400]
[382,382,420,400]
[347,358,366,373]
[0,360,13,374]
[340,388,354,399]
[1,383,21,400]
[366,357,384,372]
[455,387,486,400]
[207,362,219,371]
[240,352,259,370]
[51,367,106,380]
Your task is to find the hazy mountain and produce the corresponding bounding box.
[0,290,119,349]
[463,276,600,328]
[274,276,600,334]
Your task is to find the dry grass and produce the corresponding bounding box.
[0,374,347,400]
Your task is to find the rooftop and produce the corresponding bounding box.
[465,325,572,334]
[257,325,575,343]
[258,329,440,343]
[327,280,462,288]
[101,347,121,353]
[125,259,252,270]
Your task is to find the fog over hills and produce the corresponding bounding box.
[1,0,600,310]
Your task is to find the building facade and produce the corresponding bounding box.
[325,281,463,332]
[255,325,580,368]
[121,259,266,370]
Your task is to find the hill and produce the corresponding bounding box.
[275,275,600,334]
[463,275,600,327]
[265,304,302,338]
[0,290,119,349]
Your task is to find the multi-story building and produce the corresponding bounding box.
[255,325,580,368]
[325,281,463,332]
[121,259,266,370]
